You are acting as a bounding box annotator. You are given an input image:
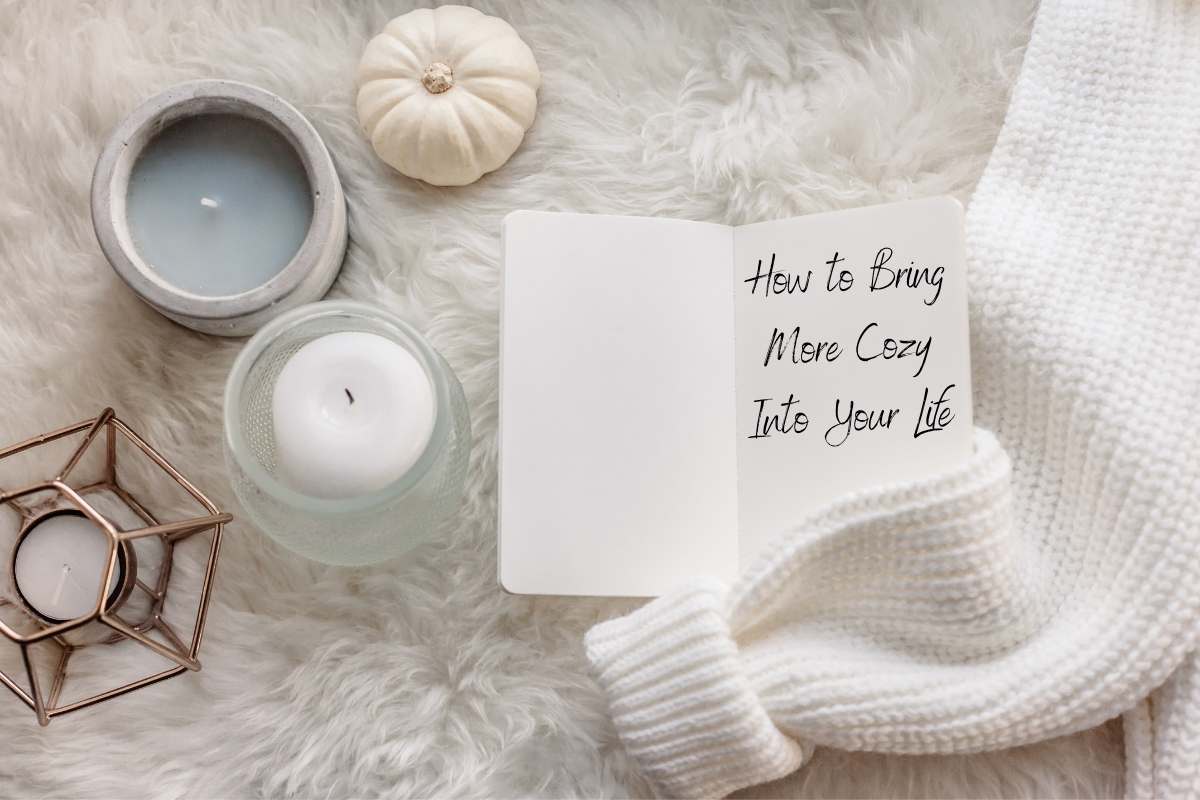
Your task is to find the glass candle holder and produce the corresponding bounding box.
[223,301,471,565]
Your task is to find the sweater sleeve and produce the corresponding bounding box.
[1123,648,1200,799]
[584,580,811,798]
[589,0,1200,795]
[586,429,1019,798]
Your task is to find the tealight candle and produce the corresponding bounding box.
[12,511,124,623]
[272,332,436,499]
[92,80,347,336]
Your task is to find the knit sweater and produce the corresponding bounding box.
[584,0,1200,797]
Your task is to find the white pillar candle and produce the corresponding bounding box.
[13,512,122,623]
[272,331,437,499]
[126,114,313,297]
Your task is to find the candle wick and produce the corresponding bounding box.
[344,388,355,405]
[50,564,72,608]
[200,196,219,209]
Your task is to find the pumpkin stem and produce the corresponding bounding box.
[421,62,454,94]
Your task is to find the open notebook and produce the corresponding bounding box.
[499,196,972,596]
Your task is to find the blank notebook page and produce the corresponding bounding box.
[499,211,738,596]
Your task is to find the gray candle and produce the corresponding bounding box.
[126,114,313,298]
[92,80,347,336]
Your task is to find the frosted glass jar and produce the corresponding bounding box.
[223,302,471,565]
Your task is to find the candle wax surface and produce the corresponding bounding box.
[271,332,437,500]
[13,513,121,622]
[126,114,313,297]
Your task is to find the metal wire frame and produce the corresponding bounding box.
[0,409,231,725]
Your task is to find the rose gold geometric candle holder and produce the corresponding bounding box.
[0,408,231,725]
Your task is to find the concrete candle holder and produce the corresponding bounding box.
[91,80,347,337]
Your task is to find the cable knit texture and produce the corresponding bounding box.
[1124,648,1200,799]
[585,0,1200,796]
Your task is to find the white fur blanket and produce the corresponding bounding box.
[0,1,1122,796]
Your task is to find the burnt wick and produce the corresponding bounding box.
[345,388,355,405]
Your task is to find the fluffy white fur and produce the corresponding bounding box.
[0,1,1122,797]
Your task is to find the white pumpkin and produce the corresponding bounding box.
[355,5,540,186]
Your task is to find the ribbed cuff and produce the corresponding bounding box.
[1122,700,1154,799]
[585,579,808,798]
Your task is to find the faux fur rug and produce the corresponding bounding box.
[0,1,1125,797]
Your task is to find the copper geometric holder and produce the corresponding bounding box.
[0,408,231,725]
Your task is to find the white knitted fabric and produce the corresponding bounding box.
[585,0,1200,797]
